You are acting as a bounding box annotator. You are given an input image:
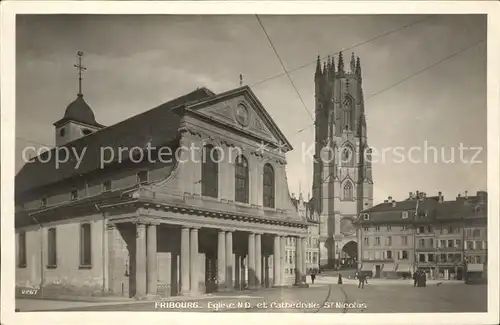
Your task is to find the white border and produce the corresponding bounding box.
[1,1,499,325]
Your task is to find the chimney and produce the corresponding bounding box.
[292,193,296,199]
[392,200,396,207]
[415,191,420,199]
[438,191,444,203]
[388,196,393,201]
[409,192,413,199]
[464,190,468,199]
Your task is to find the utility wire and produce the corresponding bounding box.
[249,15,435,89]
[16,136,52,148]
[255,14,314,122]
[291,38,486,138]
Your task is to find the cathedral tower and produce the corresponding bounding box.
[312,52,373,269]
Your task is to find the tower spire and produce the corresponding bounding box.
[315,55,322,79]
[337,51,344,75]
[330,55,335,76]
[74,51,86,97]
[356,56,362,80]
[240,74,243,86]
[350,52,356,74]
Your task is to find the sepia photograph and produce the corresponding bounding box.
[1,1,499,324]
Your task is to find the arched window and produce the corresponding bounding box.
[341,145,354,166]
[343,182,353,200]
[263,163,275,208]
[202,145,219,198]
[343,110,351,130]
[235,155,249,203]
[343,96,353,130]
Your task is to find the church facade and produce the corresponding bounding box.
[311,53,374,269]
[15,75,311,297]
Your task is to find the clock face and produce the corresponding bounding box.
[340,217,356,236]
[235,104,250,126]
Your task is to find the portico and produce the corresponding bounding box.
[105,196,309,298]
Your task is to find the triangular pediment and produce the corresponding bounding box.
[185,86,292,150]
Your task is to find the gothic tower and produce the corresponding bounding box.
[312,52,373,269]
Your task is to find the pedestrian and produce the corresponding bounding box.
[357,273,365,289]
[413,271,418,287]
[338,273,343,285]
[310,269,317,284]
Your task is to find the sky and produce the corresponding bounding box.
[15,14,487,204]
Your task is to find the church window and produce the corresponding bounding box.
[343,110,351,130]
[59,128,65,137]
[137,170,148,184]
[341,146,354,166]
[40,197,47,208]
[343,181,353,200]
[47,227,57,268]
[235,155,249,203]
[70,190,78,201]
[263,163,275,208]
[18,231,27,268]
[80,223,92,267]
[201,145,219,198]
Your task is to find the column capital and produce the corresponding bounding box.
[220,228,236,233]
[135,223,147,229]
[106,223,116,230]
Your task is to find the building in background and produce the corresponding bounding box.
[292,193,320,274]
[355,191,488,281]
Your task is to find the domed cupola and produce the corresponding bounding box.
[53,51,104,146]
[61,93,101,127]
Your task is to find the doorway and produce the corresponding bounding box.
[375,265,381,278]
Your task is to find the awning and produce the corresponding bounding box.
[467,264,484,272]
[382,263,396,272]
[396,263,412,273]
[361,263,374,271]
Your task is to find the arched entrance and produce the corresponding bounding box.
[340,241,357,269]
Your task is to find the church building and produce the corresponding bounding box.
[310,52,374,269]
[15,53,311,298]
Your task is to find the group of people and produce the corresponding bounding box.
[413,269,427,287]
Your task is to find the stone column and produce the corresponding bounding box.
[180,227,190,295]
[302,237,307,282]
[295,236,303,285]
[135,224,147,297]
[248,233,256,289]
[225,231,234,290]
[255,233,262,288]
[273,235,281,286]
[280,236,286,286]
[217,230,226,291]
[147,224,158,296]
[190,228,199,295]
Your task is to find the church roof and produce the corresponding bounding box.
[16,87,214,196]
[53,94,105,128]
[16,85,292,197]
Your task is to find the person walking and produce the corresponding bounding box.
[310,269,317,284]
[338,273,343,285]
[413,270,418,287]
[357,273,366,289]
